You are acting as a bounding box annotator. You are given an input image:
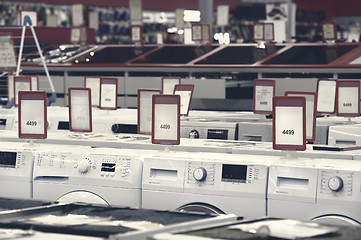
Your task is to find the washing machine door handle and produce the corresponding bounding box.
[312,215,361,227]
[176,203,225,215]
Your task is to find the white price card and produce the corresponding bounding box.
[7,75,14,102]
[216,5,229,26]
[71,28,81,43]
[137,89,161,134]
[99,78,118,110]
[131,25,142,42]
[253,22,264,41]
[201,24,210,42]
[14,76,31,107]
[20,10,37,26]
[174,84,194,116]
[273,96,306,151]
[129,0,142,25]
[0,34,17,71]
[71,4,84,27]
[18,91,47,139]
[85,76,101,107]
[316,79,337,114]
[68,88,92,132]
[31,76,39,91]
[162,77,181,94]
[286,92,317,142]
[191,24,202,42]
[152,95,180,145]
[264,23,274,41]
[253,79,275,114]
[322,21,337,41]
[336,80,360,117]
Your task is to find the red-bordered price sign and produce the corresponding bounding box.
[273,96,306,151]
[137,89,161,135]
[316,78,337,114]
[131,25,143,43]
[152,94,180,145]
[162,77,181,95]
[68,88,92,132]
[264,22,274,41]
[14,76,31,107]
[99,78,118,110]
[18,91,47,139]
[253,79,275,115]
[321,21,337,41]
[192,23,202,42]
[285,91,317,142]
[0,33,16,72]
[173,84,194,116]
[84,76,101,107]
[253,22,264,41]
[336,80,360,117]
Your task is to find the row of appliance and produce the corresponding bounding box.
[0,140,360,227]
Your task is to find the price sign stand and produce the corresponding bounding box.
[336,80,360,120]
[173,84,194,117]
[16,15,56,106]
[316,79,337,116]
[321,21,337,44]
[253,79,275,116]
[273,96,306,156]
[285,91,317,143]
[68,88,93,139]
[18,91,47,149]
[162,77,181,95]
[99,78,118,111]
[152,95,180,147]
[137,89,161,135]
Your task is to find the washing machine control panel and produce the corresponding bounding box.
[319,170,356,201]
[185,161,268,197]
[0,151,33,177]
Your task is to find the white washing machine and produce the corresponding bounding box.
[268,158,361,226]
[142,152,277,219]
[32,148,156,208]
[328,123,361,146]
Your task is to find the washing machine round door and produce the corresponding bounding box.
[312,215,360,226]
[176,203,225,215]
[57,191,109,206]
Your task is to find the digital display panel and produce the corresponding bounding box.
[0,151,17,167]
[221,164,247,182]
[101,163,116,172]
[207,129,228,140]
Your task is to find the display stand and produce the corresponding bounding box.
[16,15,56,106]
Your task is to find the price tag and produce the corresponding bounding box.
[137,89,161,134]
[253,22,264,41]
[0,34,16,71]
[30,76,39,91]
[202,24,210,42]
[273,96,306,151]
[174,84,194,116]
[285,92,317,142]
[20,10,38,26]
[71,28,81,43]
[216,5,229,26]
[336,80,360,117]
[131,25,142,42]
[152,95,180,145]
[68,88,92,132]
[192,24,202,42]
[71,4,84,27]
[162,77,181,94]
[99,78,118,110]
[129,0,142,25]
[18,91,47,139]
[264,23,274,41]
[316,79,337,114]
[7,75,14,102]
[14,76,31,107]
[85,76,101,107]
[253,79,275,114]
[322,21,337,41]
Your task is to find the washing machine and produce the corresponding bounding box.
[32,147,157,208]
[142,152,278,219]
[328,123,361,146]
[268,158,361,226]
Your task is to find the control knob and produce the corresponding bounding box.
[193,167,207,182]
[189,130,200,139]
[328,176,343,192]
[78,159,91,174]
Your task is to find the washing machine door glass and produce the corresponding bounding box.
[312,215,360,227]
[176,203,225,215]
[57,191,109,206]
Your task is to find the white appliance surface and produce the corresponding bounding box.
[268,158,361,226]
[142,152,279,219]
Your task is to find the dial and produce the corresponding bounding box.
[189,130,199,139]
[78,159,91,174]
[193,167,207,181]
[328,176,343,192]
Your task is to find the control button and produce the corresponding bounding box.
[328,176,344,192]
[193,167,207,181]
[73,162,78,168]
[189,130,200,139]
[78,160,91,174]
